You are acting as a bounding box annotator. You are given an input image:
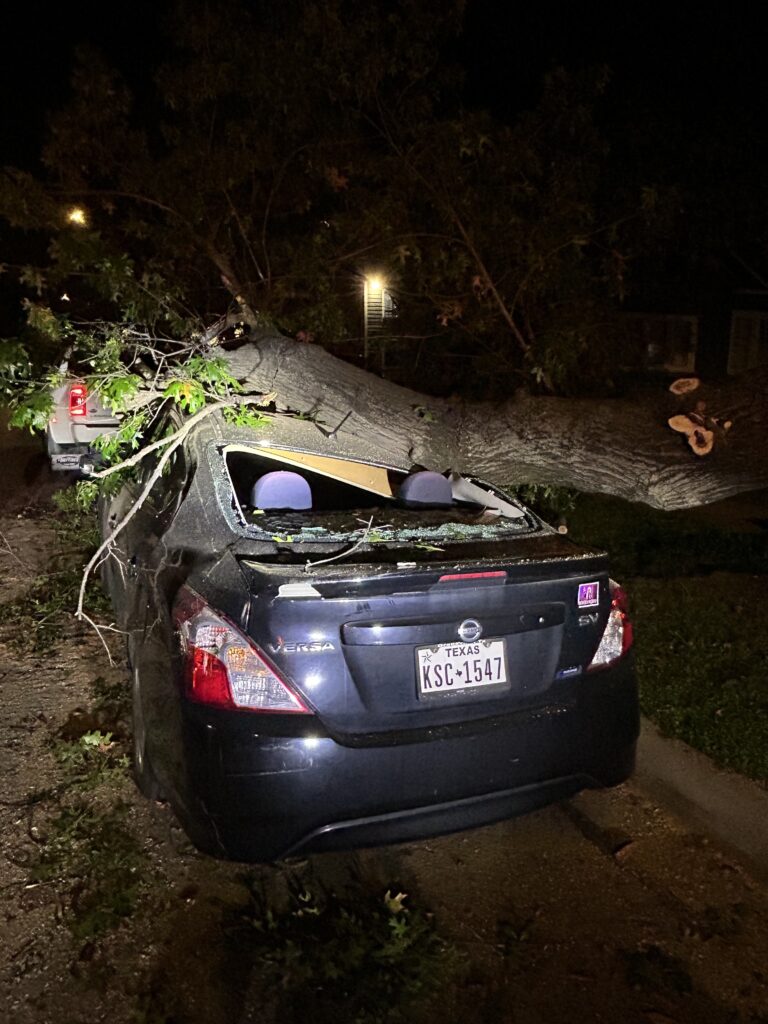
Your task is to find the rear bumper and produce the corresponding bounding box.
[47,438,110,473]
[281,770,627,856]
[174,659,638,862]
[47,421,119,470]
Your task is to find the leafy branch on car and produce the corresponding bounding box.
[76,390,275,627]
[0,305,280,639]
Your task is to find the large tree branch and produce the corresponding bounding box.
[224,335,768,510]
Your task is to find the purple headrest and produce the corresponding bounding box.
[398,471,452,508]
[251,471,312,510]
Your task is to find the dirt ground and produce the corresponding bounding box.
[2,506,768,1024]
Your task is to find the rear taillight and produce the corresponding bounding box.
[69,383,87,417]
[172,586,310,714]
[587,580,633,671]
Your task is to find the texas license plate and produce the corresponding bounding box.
[416,639,508,697]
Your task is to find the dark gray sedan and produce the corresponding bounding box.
[100,411,638,862]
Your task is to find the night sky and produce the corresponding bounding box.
[464,3,765,122]
[1,0,164,166]
[2,2,766,165]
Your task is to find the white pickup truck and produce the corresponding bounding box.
[45,316,254,471]
[46,378,120,472]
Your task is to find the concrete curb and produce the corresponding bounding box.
[634,716,768,883]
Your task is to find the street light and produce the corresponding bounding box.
[66,206,88,227]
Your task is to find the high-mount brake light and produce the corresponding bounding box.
[587,580,634,671]
[69,383,87,417]
[438,571,507,583]
[172,586,310,714]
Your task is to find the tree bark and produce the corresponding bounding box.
[223,334,768,511]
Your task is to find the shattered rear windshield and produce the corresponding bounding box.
[223,446,536,545]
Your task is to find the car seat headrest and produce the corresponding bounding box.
[398,471,452,508]
[251,471,312,511]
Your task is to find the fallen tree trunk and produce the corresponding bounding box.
[223,333,768,510]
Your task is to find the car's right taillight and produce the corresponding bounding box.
[587,579,633,672]
[69,383,87,417]
[172,586,310,714]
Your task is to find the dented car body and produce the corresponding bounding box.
[101,411,638,862]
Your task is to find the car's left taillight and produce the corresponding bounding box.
[587,580,634,671]
[69,383,87,417]
[172,586,311,714]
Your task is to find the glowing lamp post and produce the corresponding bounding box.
[363,274,386,368]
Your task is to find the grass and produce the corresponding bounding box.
[567,492,768,579]
[564,491,768,782]
[2,494,145,944]
[632,575,768,780]
[52,729,131,790]
[229,875,455,1024]
[30,728,146,941]
[0,488,108,651]
[31,796,145,941]
[1,563,109,651]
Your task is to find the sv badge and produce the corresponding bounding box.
[578,612,599,627]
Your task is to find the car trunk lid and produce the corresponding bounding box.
[239,539,610,742]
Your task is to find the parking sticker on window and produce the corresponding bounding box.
[577,582,600,608]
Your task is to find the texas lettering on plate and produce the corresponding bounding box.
[416,639,508,697]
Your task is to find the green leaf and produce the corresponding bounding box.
[384,890,409,914]
[8,391,54,432]
[163,378,206,414]
[97,373,141,411]
[222,405,269,430]
[22,302,62,340]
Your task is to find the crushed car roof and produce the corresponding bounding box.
[193,408,415,471]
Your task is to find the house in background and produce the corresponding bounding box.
[622,288,768,378]
[622,312,699,374]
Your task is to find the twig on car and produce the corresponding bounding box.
[303,516,374,572]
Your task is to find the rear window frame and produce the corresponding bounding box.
[211,441,541,549]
